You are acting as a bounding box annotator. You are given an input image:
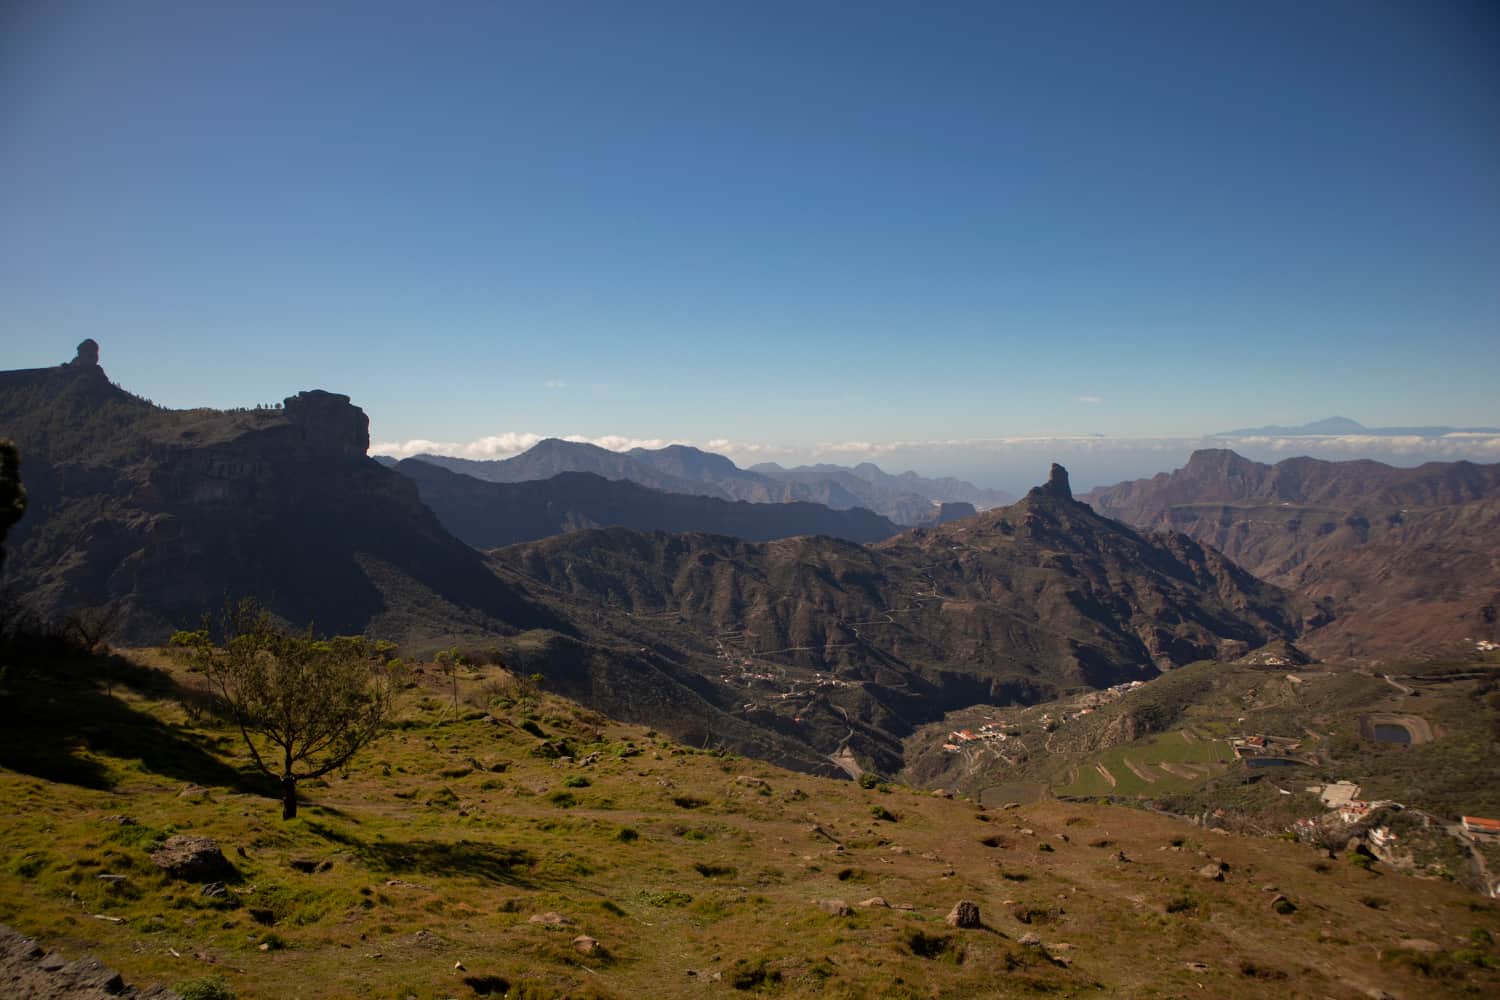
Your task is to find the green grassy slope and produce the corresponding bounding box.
[1,650,1498,999]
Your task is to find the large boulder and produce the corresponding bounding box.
[149,835,234,882]
[945,900,982,929]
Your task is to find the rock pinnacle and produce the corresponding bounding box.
[70,339,100,368]
[1041,463,1072,500]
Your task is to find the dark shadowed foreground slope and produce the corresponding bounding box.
[395,459,905,547]
[1084,449,1500,657]
[0,343,561,643]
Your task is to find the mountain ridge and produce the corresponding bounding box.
[394,460,908,547]
[0,343,561,643]
[384,439,1011,524]
[495,461,1301,773]
[1083,448,1500,657]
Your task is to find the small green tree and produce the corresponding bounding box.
[172,601,404,819]
[512,671,545,716]
[434,646,469,713]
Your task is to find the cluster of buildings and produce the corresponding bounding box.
[1461,815,1500,838]
[1230,732,1303,758]
[936,678,1150,754]
[940,720,1015,753]
[1292,783,1398,838]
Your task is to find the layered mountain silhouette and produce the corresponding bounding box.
[1084,449,1500,657]
[496,463,1300,772]
[0,342,562,642]
[392,440,1009,525]
[394,459,906,547]
[751,460,1012,518]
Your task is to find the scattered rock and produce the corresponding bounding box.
[406,929,443,949]
[1114,850,1131,863]
[384,878,433,891]
[572,935,600,955]
[932,789,953,798]
[733,776,771,791]
[858,897,889,908]
[815,899,853,917]
[177,784,210,800]
[150,836,234,883]
[0,926,180,1000]
[1197,863,1226,882]
[808,824,843,845]
[945,900,982,929]
[200,882,227,899]
[1019,932,1042,948]
[527,911,573,927]
[1397,938,1441,953]
[1270,894,1297,915]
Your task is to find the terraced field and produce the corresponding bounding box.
[1056,730,1236,797]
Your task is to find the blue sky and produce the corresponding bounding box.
[2,1,1497,489]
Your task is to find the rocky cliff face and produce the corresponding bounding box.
[0,346,558,642]
[1083,449,1500,657]
[283,389,370,458]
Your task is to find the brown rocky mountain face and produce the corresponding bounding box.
[0,344,561,643]
[1083,449,1500,658]
[494,462,1300,774]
